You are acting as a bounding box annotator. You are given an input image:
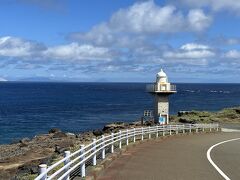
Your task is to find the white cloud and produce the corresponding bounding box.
[164,50,214,59]
[109,3,185,34]
[0,36,45,57]
[69,1,211,46]
[225,50,240,58]
[179,0,240,13]
[0,36,113,62]
[217,37,240,45]
[180,43,210,50]
[164,43,215,59]
[44,43,113,61]
[187,9,212,32]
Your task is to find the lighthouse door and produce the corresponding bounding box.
[159,116,166,125]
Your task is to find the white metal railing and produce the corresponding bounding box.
[35,123,219,180]
[146,84,176,92]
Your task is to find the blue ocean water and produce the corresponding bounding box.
[0,82,240,144]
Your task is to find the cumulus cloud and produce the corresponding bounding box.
[179,0,240,13]
[0,36,113,62]
[69,1,211,46]
[196,36,240,46]
[214,37,240,45]
[44,43,113,61]
[180,43,210,50]
[163,43,215,62]
[187,9,212,31]
[225,50,240,59]
[0,36,46,57]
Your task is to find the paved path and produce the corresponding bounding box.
[97,132,240,180]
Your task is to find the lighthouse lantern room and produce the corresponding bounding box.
[146,69,176,124]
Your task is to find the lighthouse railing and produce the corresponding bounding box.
[170,84,176,91]
[146,84,176,92]
[35,123,219,180]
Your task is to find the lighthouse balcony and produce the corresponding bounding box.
[146,84,176,93]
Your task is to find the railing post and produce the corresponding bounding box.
[216,124,219,131]
[183,125,185,133]
[176,126,178,134]
[119,130,122,149]
[92,138,97,166]
[202,126,205,132]
[148,126,151,139]
[169,125,172,135]
[156,125,159,138]
[189,124,192,133]
[196,125,198,133]
[133,128,136,143]
[64,151,71,180]
[210,125,212,132]
[38,164,47,180]
[126,129,129,145]
[141,127,144,140]
[163,125,165,136]
[111,133,114,153]
[101,135,105,159]
[80,145,85,177]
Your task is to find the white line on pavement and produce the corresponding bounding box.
[207,138,240,180]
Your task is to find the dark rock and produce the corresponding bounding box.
[144,120,155,126]
[93,129,103,136]
[233,108,240,114]
[75,134,81,138]
[179,118,194,124]
[52,132,67,139]
[55,145,67,154]
[10,138,21,144]
[19,138,30,147]
[39,156,54,166]
[19,138,30,144]
[178,111,191,116]
[55,140,74,154]
[49,128,61,134]
[129,121,142,126]
[102,123,125,133]
[18,164,38,174]
[115,121,124,125]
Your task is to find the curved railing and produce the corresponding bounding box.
[35,123,219,180]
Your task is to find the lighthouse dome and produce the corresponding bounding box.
[156,69,168,83]
[157,69,167,78]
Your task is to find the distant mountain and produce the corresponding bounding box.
[95,78,109,82]
[0,77,7,82]
[18,77,54,82]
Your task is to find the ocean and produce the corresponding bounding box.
[0,82,240,144]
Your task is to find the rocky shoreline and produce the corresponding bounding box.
[0,120,153,179]
[0,107,240,179]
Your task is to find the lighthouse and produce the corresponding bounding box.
[146,69,176,124]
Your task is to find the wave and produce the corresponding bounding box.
[210,90,230,93]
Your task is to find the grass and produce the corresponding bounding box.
[171,107,240,124]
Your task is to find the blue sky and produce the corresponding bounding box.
[0,0,240,82]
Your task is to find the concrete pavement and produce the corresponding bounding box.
[210,137,240,179]
[97,132,240,180]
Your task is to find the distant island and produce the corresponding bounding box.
[0,77,7,82]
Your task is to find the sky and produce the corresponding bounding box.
[0,0,240,82]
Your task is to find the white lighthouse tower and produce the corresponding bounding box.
[146,69,176,124]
